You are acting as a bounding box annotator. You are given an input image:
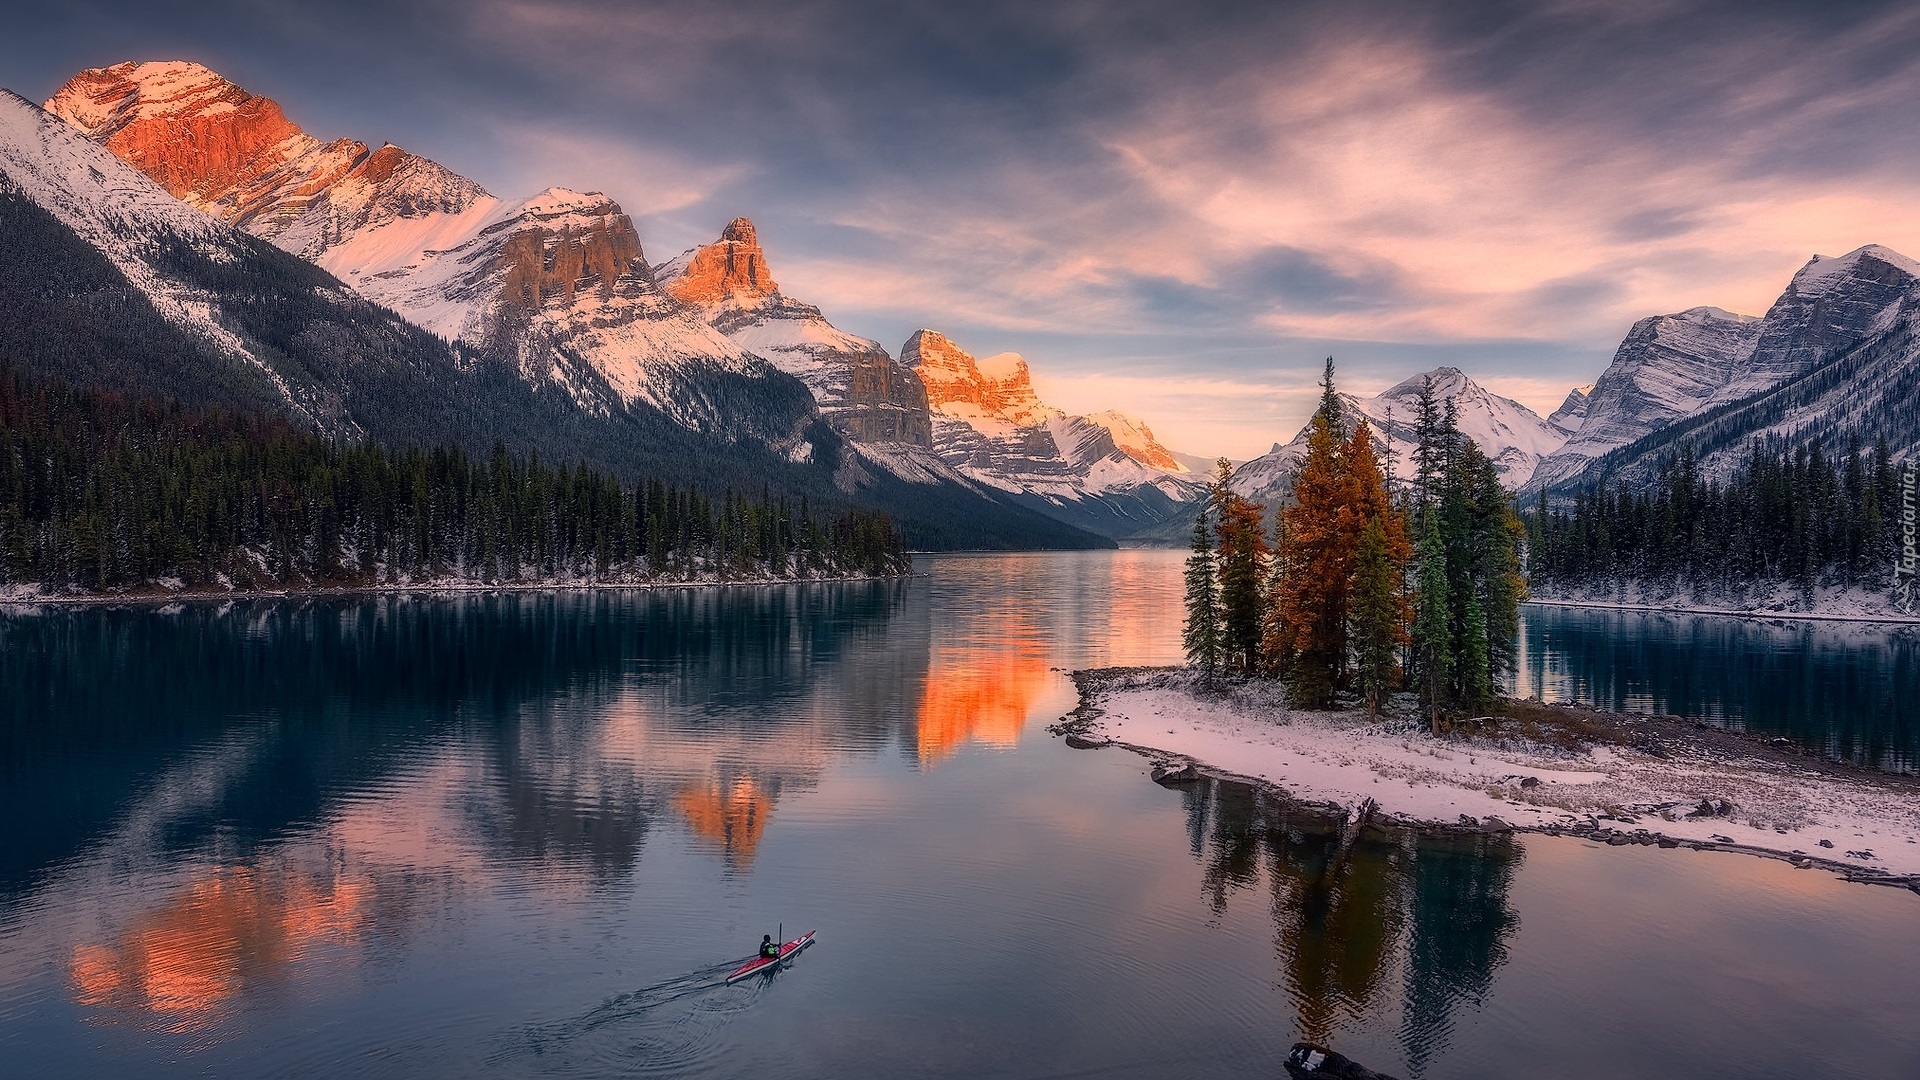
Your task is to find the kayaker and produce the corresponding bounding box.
[759,934,778,959]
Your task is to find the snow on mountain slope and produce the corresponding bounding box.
[657,217,933,448]
[1532,245,1920,496]
[47,61,489,253]
[1707,244,1920,407]
[1548,385,1591,433]
[1084,411,1188,472]
[1552,291,1920,496]
[1231,366,1567,505]
[1528,307,1762,491]
[46,62,821,455]
[0,89,303,412]
[898,329,1205,538]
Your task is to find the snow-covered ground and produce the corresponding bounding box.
[1527,580,1920,623]
[1058,668,1920,882]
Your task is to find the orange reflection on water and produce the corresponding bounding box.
[70,864,368,1029]
[915,625,1051,768]
[675,777,772,868]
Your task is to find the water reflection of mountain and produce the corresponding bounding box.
[1182,778,1522,1078]
[0,583,916,899]
[1512,607,1920,772]
[68,855,382,1030]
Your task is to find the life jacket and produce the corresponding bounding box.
[760,940,778,958]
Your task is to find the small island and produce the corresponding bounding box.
[1075,362,1920,888]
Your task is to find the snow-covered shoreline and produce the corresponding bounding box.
[0,571,912,608]
[1055,667,1920,887]
[1524,587,1920,624]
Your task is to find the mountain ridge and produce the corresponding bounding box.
[2,84,1109,551]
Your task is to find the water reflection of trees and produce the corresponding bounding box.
[0,582,916,899]
[1182,778,1522,1077]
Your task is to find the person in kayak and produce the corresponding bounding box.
[759,935,779,959]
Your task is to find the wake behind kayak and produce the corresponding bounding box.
[726,930,817,984]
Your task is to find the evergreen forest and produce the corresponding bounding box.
[1525,437,1909,599]
[1185,362,1524,726]
[0,366,908,594]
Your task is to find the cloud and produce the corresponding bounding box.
[12,0,1920,458]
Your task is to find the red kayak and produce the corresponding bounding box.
[726,930,816,984]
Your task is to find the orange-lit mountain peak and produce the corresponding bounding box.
[659,216,781,308]
[900,329,1057,428]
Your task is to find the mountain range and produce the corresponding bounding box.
[22,60,1205,545]
[1208,241,1920,527]
[9,57,1917,549]
[1527,243,1920,498]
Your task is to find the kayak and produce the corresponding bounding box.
[726,930,816,984]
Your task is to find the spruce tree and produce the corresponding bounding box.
[1460,587,1492,710]
[1183,509,1224,685]
[1350,513,1403,715]
[1213,461,1270,673]
[1413,512,1452,733]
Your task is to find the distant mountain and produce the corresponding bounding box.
[899,330,1207,539]
[5,82,1105,551]
[1547,385,1590,432]
[657,216,934,448]
[1228,366,1568,507]
[1532,245,1920,497]
[1528,263,1920,499]
[1082,411,1189,472]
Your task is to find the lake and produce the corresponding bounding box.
[2,551,1917,1079]
[1512,602,1920,773]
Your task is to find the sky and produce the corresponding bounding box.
[8,0,1920,459]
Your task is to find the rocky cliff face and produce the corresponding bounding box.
[45,61,820,457]
[1531,244,1920,495]
[1528,307,1762,491]
[906,331,1058,427]
[46,61,489,254]
[1548,386,1590,432]
[1711,244,1920,406]
[658,217,933,448]
[1535,247,1920,496]
[659,217,778,307]
[1084,411,1187,471]
[898,329,1205,538]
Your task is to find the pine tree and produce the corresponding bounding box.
[1213,460,1270,672]
[1413,512,1452,733]
[1350,513,1403,715]
[1183,509,1224,685]
[1459,587,1492,710]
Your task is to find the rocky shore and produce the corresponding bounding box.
[1053,666,1920,890]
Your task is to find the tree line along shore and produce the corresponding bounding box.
[0,365,908,596]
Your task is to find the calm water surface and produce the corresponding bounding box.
[2,552,1917,1079]
[1513,604,1920,772]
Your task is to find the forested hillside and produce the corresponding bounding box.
[0,366,907,594]
[1525,437,1907,603]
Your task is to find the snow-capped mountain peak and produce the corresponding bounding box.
[1530,244,1920,494]
[657,217,930,448]
[898,329,1205,533]
[657,216,780,309]
[1084,411,1188,472]
[44,60,491,257]
[1230,366,1568,504]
